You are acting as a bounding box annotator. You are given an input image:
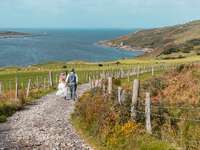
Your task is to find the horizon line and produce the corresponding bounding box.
[0,27,143,30]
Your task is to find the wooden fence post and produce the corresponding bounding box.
[120,68,124,78]
[89,76,92,89]
[152,66,154,76]
[122,90,126,103]
[102,82,106,95]
[92,80,95,88]
[21,82,24,90]
[100,73,103,80]
[103,71,106,79]
[145,92,152,134]
[26,79,31,98]
[0,81,2,96]
[9,80,12,99]
[133,67,136,76]
[131,79,140,120]
[98,79,102,88]
[137,66,140,78]
[36,76,39,89]
[49,71,53,87]
[44,78,46,89]
[15,78,19,100]
[128,71,130,82]
[95,79,100,88]
[143,66,146,73]
[55,74,58,84]
[108,77,112,94]
[118,87,122,104]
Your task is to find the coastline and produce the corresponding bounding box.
[0,31,32,39]
[98,40,154,54]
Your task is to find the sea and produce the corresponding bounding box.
[0,29,143,67]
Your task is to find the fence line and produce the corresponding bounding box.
[0,81,2,96]
[131,79,139,121]
[135,110,200,122]
[15,78,19,100]
[26,79,31,98]
[89,76,200,149]
[138,103,200,111]
[88,65,200,148]
[145,92,152,134]
[0,63,184,101]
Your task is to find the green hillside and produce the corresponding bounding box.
[105,20,200,58]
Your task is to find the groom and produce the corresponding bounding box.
[65,69,78,100]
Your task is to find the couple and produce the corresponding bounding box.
[56,69,78,100]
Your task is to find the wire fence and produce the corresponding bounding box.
[88,64,200,149]
[0,63,178,99]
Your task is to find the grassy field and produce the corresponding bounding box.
[1,56,200,80]
[119,55,200,64]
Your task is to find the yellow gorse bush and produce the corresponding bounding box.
[121,121,139,136]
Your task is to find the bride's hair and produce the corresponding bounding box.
[59,72,66,82]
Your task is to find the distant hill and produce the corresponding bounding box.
[102,20,200,58]
[0,31,31,38]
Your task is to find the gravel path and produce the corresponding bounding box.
[0,84,93,150]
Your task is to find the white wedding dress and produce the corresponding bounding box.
[56,81,67,97]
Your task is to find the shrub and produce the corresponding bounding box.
[62,65,67,68]
[116,61,121,65]
[98,64,103,67]
[72,89,174,150]
[0,88,54,124]
[188,39,200,46]
[0,102,18,117]
[196,51,200,55]
[113,78,121,86]
[143,78,166,98]
[162,47,180,55]
[182,49,191,53]
[176,64,185,73]
[0,115,7,122]
[178,55,185,59]
[139,66,200,149]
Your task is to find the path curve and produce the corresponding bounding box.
[0,83,93,150]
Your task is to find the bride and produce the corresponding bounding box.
[56,72,68,98]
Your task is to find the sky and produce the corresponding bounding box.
[0,0,200,29]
